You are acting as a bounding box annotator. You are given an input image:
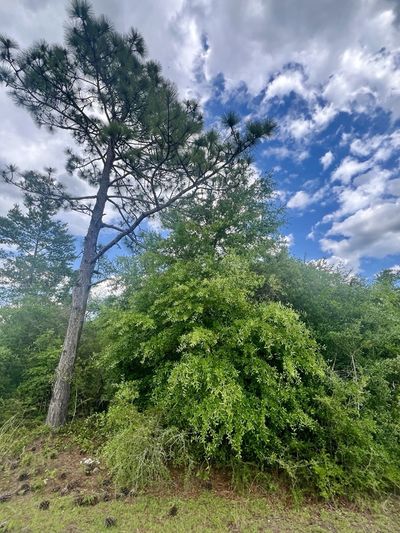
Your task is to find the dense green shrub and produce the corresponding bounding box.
[0,298,105,420]
[259,253,400,374]
[99,255,400,497]
[0,298,69,400]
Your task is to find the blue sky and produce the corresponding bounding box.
[201,60,400,277]
[0,0,399,278]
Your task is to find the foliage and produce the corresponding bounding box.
[98,253,400,497]
[0,298,68,403]
[15,332,63,416]
[0,191,75,303]
[1,0,275,427]
[102,382,192,491]
[259,253,400,373]
[149,168,281,262]
[0,298,104,420]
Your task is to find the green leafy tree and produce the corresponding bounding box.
[0,190,75,303]
[0,1,274,426]
[114,164,282,302]
[152,166,281,262]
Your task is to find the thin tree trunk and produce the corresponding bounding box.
[46,145,114,428]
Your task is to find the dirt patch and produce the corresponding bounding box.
[0,435,112,507]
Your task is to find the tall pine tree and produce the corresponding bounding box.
[0,189,75,303]
[0,1,274,426]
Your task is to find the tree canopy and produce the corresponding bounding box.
[0,190,75,303]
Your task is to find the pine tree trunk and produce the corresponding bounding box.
[46,145,114,428]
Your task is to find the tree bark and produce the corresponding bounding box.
[46,145,114,428]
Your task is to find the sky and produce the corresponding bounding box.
[0,0,399,277]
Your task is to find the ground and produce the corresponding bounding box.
[2,492,400,532]
[0,433,399,532]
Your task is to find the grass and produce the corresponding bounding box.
[1,422,399,532]
[1,492,400,532]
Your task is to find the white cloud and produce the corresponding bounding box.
[56,210,90,237]
[349,130,400,161]
[287,185,327,210]
[387,178,400,196]
[320,151,334,170]
[317,123,400,270]
[323,46,400,118]
[312,104,337,129]
[331,157,370,184]
[265,70,314,101]
[201,0,399,108]
[329,168,392,220]
[350,136,382,158]
[287,190,312,209]
[287,117,314,140]
[282,101,338,142]
[320,201,400,271]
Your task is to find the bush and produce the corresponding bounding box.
[0,297,105,420]
[259,254,400,374]
[102,383,192,491]
[98,255,400,497]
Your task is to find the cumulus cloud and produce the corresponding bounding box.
[333,169,392,219]
[264,70,314,102]
[312,104,337,129]
[287,190,313,209]
[320,151,334,170]
[326,130,400,217]
[318,124,400,271]
[320,201,400,271]
[349,131,400,160]
[282,102,338,142]
[331,157,371,184]
[201,0,399,109]
[286,117,314,140]
[287,186,326,210]
[323,46,400,118]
